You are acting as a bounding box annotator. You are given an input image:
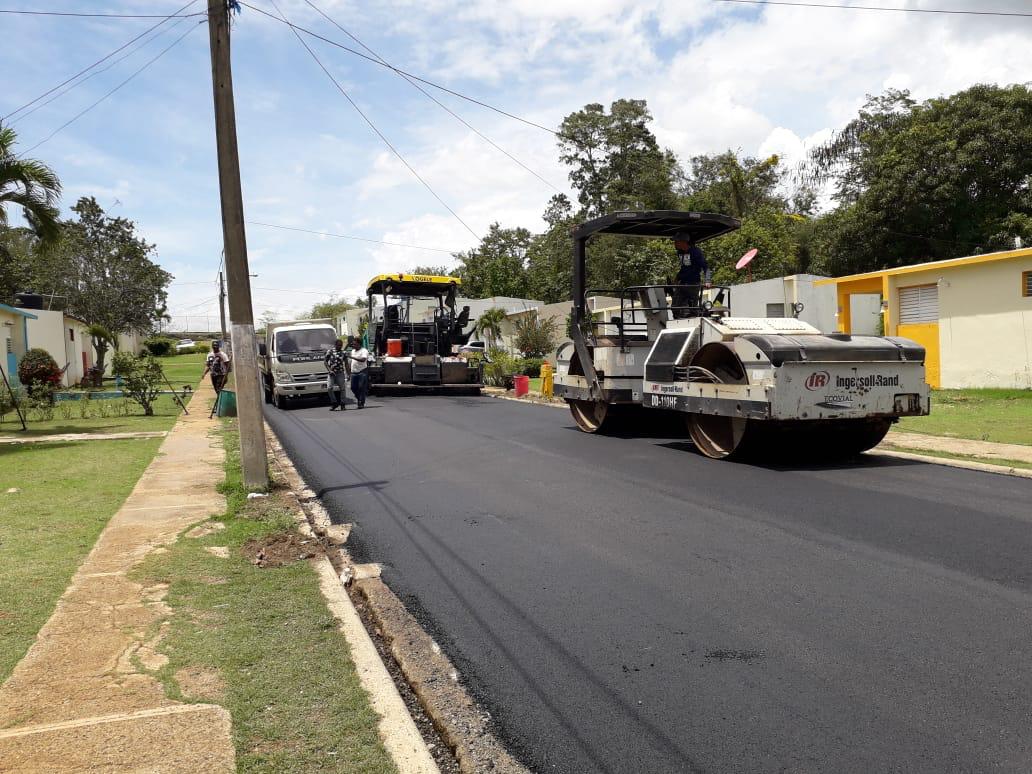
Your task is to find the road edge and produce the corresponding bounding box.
[264,424,440,774]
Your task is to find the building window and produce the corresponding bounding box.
[1023,271,1032,298]
[765,302,786,318]
[69,328,74,341]
[899,284,939,324]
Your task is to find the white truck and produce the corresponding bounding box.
[258,319,337,409]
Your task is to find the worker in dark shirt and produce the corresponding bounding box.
[672,234,710,318]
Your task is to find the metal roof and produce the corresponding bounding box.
[572,210,741,241]
[0,303,38,319]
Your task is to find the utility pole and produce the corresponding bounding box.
[207,0,267,490]
[218,268,227,347]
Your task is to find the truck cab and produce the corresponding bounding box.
[259,319,336,409]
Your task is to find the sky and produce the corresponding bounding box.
[2,0,1030,329]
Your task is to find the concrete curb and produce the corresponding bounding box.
[264,425,440,774]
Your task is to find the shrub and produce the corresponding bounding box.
[191,343,212,354]
[143,336,177,357]
[112,352,164,416]
[519,357,544,378]
[0,387,23,423]
[512,311,558,358]
[17,348,62,389]
[28,384,54,421]
[483,349,520,388]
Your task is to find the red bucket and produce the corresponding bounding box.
[387,338,403,357]
[513,374,530,397]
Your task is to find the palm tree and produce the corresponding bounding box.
[0,125,62,245]
[475,307,507,351]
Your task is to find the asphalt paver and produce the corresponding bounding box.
[266,395,1032,774]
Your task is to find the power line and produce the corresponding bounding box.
[266,0,480,242]
[10,14,195,126]
[20,20,202,155]
[247,220,461,252]
[237,1,557,136]
[302,0,560,192]
[2,1,198,122]
[0,8,203,18]
[713,0,1032,17]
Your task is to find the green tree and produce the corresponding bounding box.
[474,306,507,349]
[308,295,355,321]
[527,196,576,303]
[53,197,172,373]
[680,151,786,217]
[454,224,532,298]
[0,226,44,304]
[808,84,1032,274]
[511,311,558,358]
[0,125,62,246]
[557,99,677,216]
[111,351,163,416]
[408,265,457,277]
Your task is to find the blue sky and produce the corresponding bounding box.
[3,0,1029,328]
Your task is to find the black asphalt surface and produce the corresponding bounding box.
[266,395,1032,774]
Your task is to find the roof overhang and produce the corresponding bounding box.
[572,210,740,241]
[815,246,1032,286]
[0,303,38,319]
[366,273,461,297]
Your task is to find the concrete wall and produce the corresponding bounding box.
[1,308,31,385]
[728,274,881,334]
[887,255,1032,389]
[24,311,93,386]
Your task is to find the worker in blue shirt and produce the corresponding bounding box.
[672,234,710,318]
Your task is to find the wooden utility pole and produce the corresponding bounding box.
[218,268,227,346]
[207,0,267,489]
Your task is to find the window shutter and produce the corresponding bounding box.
[898,285,938,324]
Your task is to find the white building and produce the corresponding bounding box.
[727,274,881,334]
[24,310,94,387]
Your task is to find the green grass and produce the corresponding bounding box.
[0,438,164,683]
[896,388,1032,446]
[134,425,396,773]
[159,351,207,388]
[528,377,542,392]
[0,394,187,438]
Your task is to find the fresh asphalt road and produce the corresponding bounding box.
[266,394,1032,774]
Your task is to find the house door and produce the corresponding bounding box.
[897,284,940,388]
[5,337,16,384]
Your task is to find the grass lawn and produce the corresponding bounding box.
[528,377,542,392]
[133,425,396,773]
[159,351,207,389]
[885,445,1032,471]
[0,437,164,683]
[896,388,1032,446]
[0,394,187,438]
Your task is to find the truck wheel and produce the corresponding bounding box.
[275,392,288,410]
[263,381,273,404]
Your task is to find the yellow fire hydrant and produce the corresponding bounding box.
[540,361,554,398]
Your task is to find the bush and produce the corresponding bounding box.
[512,312,558,358]
[143,336,177,357]
[112,352,164,416]
[191,343,212,354]
[519,357,544,378]
[483,349,519,387]
[17,348,62,389]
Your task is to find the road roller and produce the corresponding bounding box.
[553,210,931,459]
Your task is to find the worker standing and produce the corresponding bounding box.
[202,341,231,393]
[672,234,710,318]
[324,338,349,411]
[348,336,370,409]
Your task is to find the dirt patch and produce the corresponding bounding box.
[175,665,227,702]
[241,531,325,568]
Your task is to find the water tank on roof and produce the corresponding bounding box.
[14,291,44,310]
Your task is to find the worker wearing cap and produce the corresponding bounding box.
[672,234,710,319]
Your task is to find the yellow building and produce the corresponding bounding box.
[817,247,1032,389]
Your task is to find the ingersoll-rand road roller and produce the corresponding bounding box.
[553,211,931,459]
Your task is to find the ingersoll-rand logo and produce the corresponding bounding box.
[804,371,830,390]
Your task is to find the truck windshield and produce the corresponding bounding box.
[276,328,336,354]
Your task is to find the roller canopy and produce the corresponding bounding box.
[572,210,740,241]
[366,273,461,297]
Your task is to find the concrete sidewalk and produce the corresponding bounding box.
[0,431,169,445]
[0,381,234,772]
[885,430,1032,464]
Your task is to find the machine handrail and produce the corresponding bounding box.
[582,284,733,349]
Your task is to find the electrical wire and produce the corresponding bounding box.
[266,0,480,242]
[713,0,1032,17]
[0,8,203,18]
[2,1,198,122]
[246,220,460,253]
[10,14,195,126]
[237,1,557,136]
[302,0,560,192]
[20,20,203,155]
